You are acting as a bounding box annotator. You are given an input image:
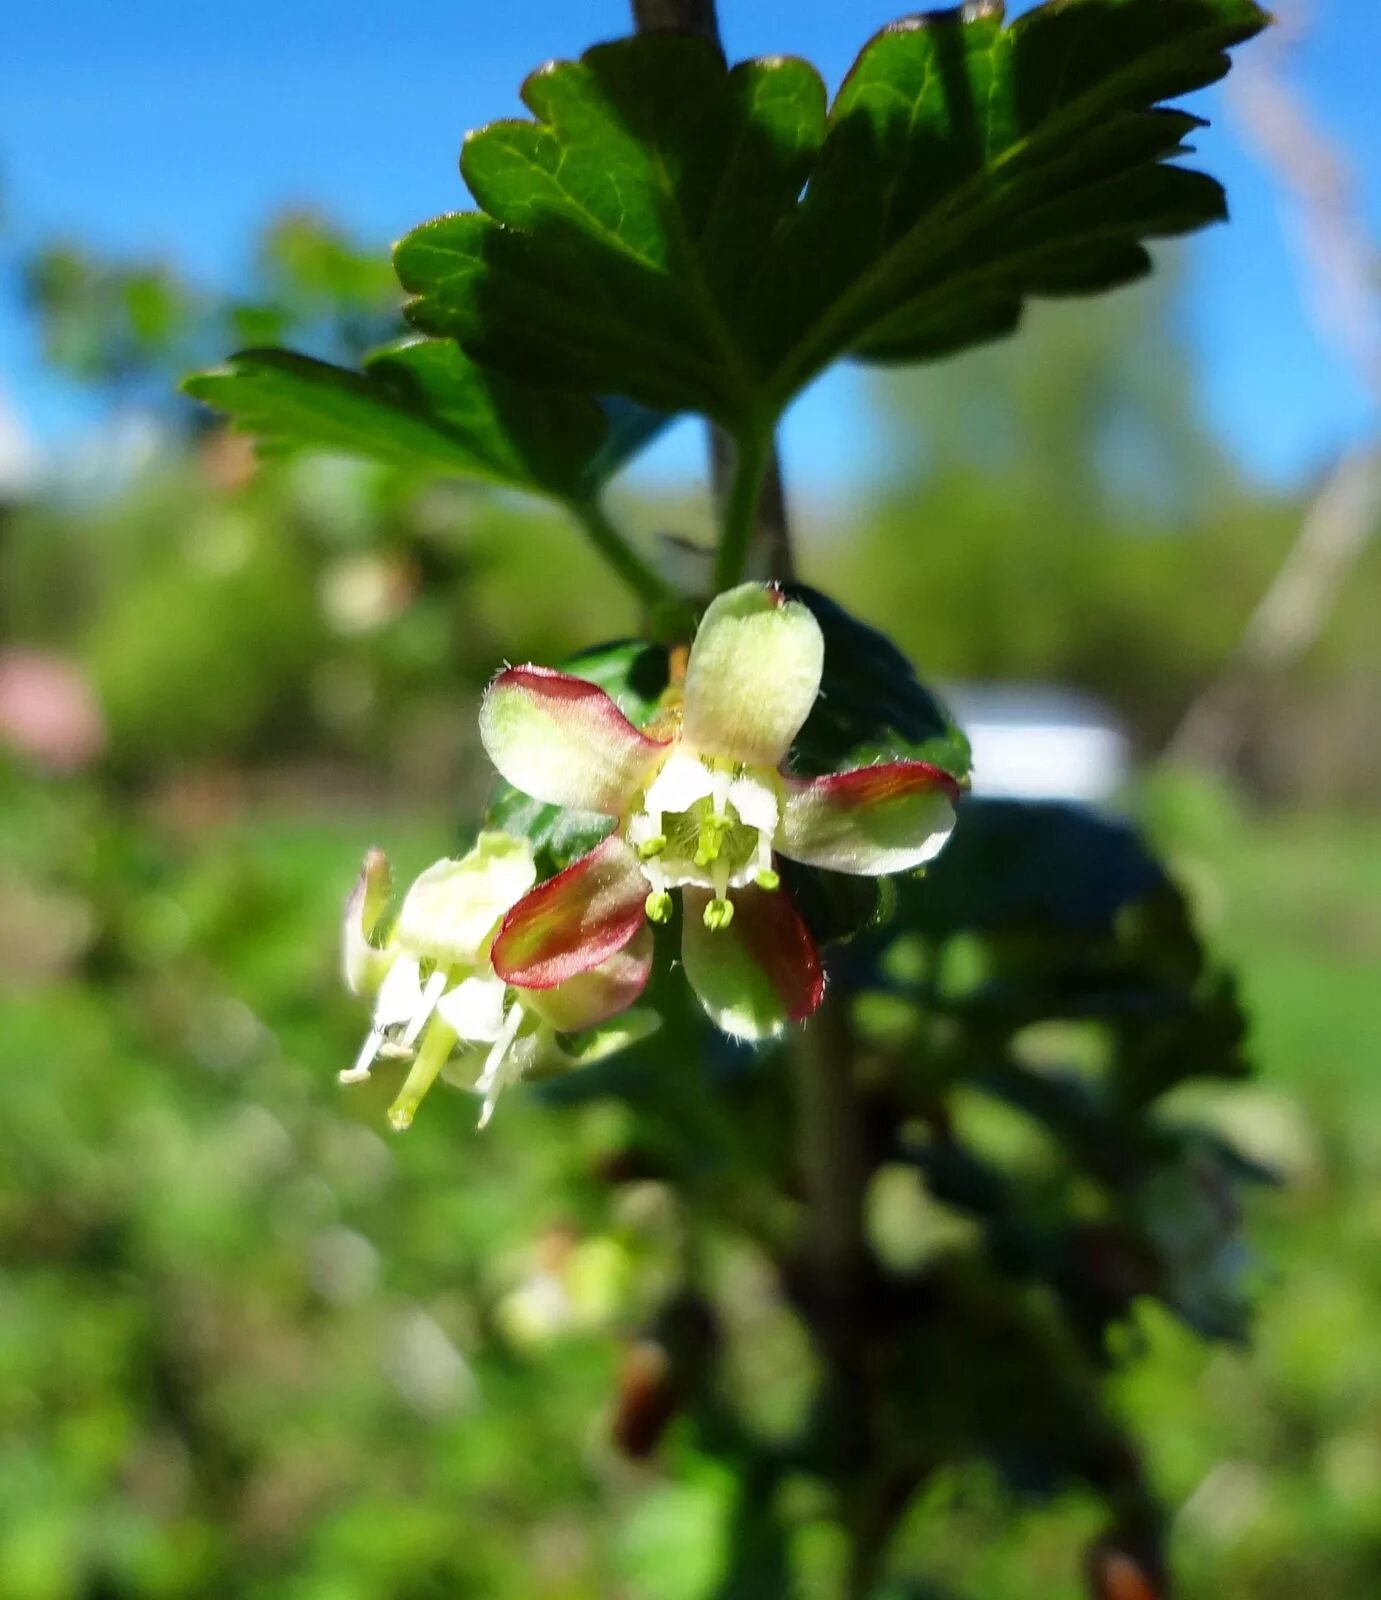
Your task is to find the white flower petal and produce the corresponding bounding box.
[373,955,426,1031]
[436,972,509,1043]
[642,748,715,818]
[342,849,394,997]
[727,771,779,835]
[395,833,537,968]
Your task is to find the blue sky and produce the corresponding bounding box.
[3,0,1377,495]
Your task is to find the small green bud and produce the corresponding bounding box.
[754,867,780,892]
[703,896,735,932]
[645,890,674,924]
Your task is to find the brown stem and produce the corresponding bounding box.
[630,0,722,49]
[792,991,879,1599]
[792,996,869,1311]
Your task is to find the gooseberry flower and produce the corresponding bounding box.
[479,583,960,1041]
[341,831,654,1130]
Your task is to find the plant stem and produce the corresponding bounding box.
[712,425,774,591]
[630,0,722,47]
[711,426,796,584]
[569,496,679,613]
[792,991,878,1599]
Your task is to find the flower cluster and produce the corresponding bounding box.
[340,583,961,1125]
[341,831,654,1130]
[479,583,959,1041]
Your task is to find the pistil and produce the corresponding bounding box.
[388,1015,459,1131]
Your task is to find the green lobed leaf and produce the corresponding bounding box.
[903,798,1163,936]
[184,337,668,500]
[396,0,1267,433]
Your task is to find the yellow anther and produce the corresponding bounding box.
[703,896,735,932]
[636,834,667,860]
[645,889,674,924]
[754,867,781,892]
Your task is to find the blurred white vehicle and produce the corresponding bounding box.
[943,683,1131,804]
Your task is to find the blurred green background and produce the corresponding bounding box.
[3,15,1381,1592]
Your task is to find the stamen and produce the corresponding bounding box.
[387,1017,457,1131]
[755,867,781,892]
[645,889,674,924]
[341,1027,386,1084]
[712,857,730,904]
[399,967,449,1050]
[636,834,667,860]
[703,896,735,932]
[475,1004,526,1129]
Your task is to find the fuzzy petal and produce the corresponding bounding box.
[681,884,823,1040]
[373,954,427,1032]
[727,770,780,835]
[682,584,824,767]
[524,925,654,1033]
[435,972,509,1042]
[342,848,394,997]
[641,747,716,817]
[492,835,649,990]
[395,832,536,968]
[481,666,669,815]
[341,954,427,1084]
[779,763,959,875]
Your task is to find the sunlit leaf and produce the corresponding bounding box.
[397,0,1266,432]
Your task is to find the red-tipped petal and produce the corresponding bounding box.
[480,665,670,816]
[779,762,959,875]
[681,883,823,1040]
[681,583,824,767]
[492,835,649,989]
[524,925,654,1033]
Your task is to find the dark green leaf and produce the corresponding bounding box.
[904,799,1165,936]
[396,38,824,423]
[184,338,668,499]
[396,0,1266,431]
[787,584,971,783]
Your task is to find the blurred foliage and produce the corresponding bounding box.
[821,279,1381,789]
[0,72,1376,1584]
[3,762,1378,1598]
[22,211,403,415]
